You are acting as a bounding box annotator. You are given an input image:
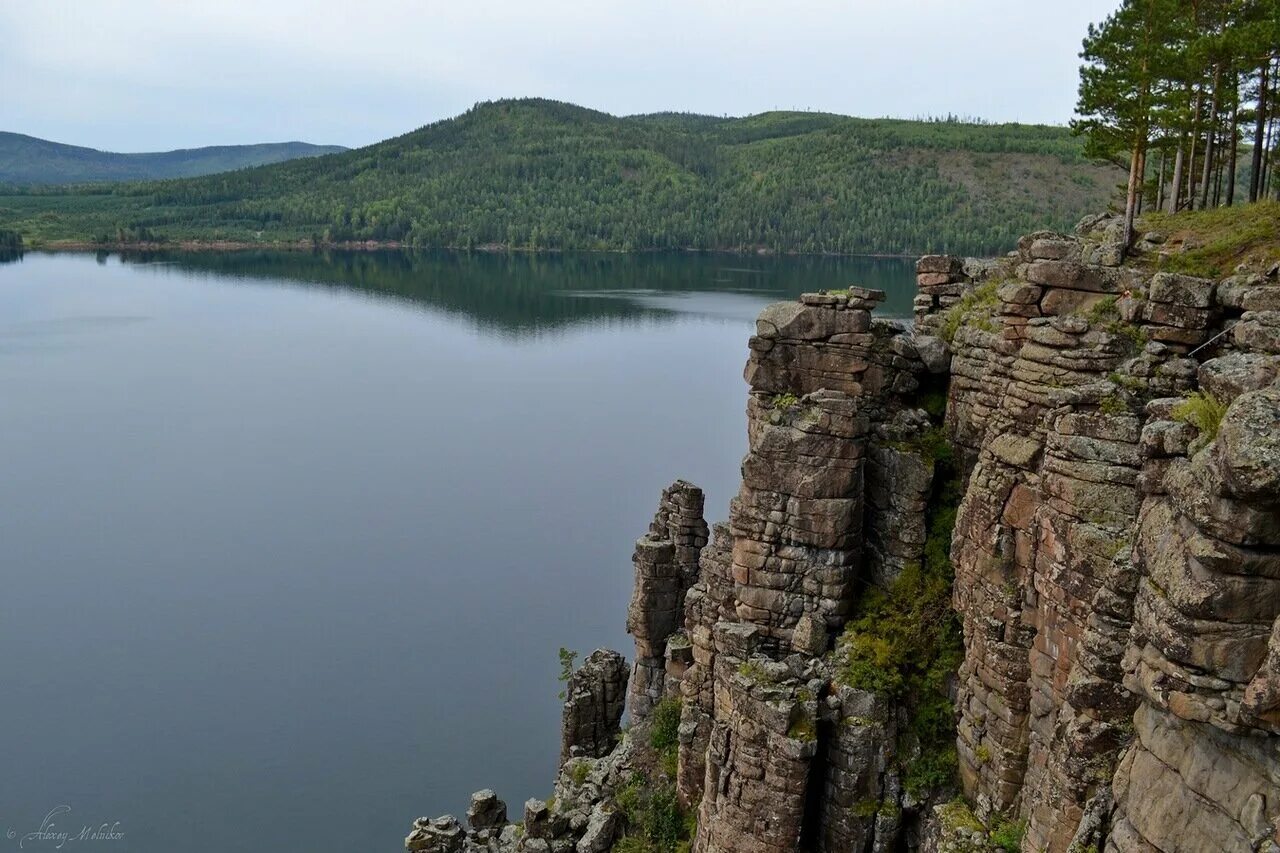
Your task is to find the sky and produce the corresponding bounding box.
[2,0,1119,153]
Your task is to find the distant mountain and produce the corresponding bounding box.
[0,133,347,184]
[0,99,1122,255]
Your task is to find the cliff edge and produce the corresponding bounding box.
[404,210,1280,853]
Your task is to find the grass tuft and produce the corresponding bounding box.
[938,280,1002,344]
[1172,390,1229,451]
[1141,200,1280,278]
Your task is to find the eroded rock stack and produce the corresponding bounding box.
[560,649,628,766]
[627,480,708,720]
[684,289,940,853]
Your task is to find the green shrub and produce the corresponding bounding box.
[1098,393,1130,415]
[890,425,954,466]
[1107,319,1148,355]
[937,798,985,834]
[938,280,1001,344]
[557,647,578,700]
[1173,390,1229,450]
[771,392,800,411]
[852,799,880,819]
[736,660,773,683]
[1085,295,1119,323]
[649,697,681,753]
[836,461,964,797]
[989,815,1026,853]
[615,773,690,853]
[649,696,682,778]
[920,388,949,420]
[787,713,818,743]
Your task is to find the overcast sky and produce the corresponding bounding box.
[2,0,1119,152]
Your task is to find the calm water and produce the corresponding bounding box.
[0,249,915,853]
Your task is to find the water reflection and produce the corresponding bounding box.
[111,248,917,336]
[0,249,917,853]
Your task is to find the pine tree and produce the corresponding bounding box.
[1075,0,1180,251]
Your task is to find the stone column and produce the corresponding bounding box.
[559,648,628,767]
[627,481,708,720]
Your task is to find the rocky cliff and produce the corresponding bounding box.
[403,212,1280,853]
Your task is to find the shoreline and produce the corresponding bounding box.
[20,239,921,260]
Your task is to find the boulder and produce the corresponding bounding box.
[914,334,951,374]
[1148,272,1216,308]
[1197,353,1280,404]
[466,790,507,831]
[405,816,465,853]
[1216,389,1280,501]
[575,804,620,853]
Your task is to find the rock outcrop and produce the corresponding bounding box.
[921,214,1280,852]
[628,480,708,720]
[404,212,1280,853]
[560,649,628,766]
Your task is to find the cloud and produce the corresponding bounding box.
[1,0,1118,150]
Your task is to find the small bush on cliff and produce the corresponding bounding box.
[920,387,949,420]
[938,280,1001,344]
[1081,296,1147,354]
[940,798,1025,852]
[615,773,689,853]
[650,697,682,777]
[1098,392,1131,416]
[989,814,1026,852]
[836,452,964,797]
[1173,390,1229,451]
[557,647,578,700]
[1085,295,1119,323]
[787,711,818,743]
[771,392,800,411]
[649,698,681,753]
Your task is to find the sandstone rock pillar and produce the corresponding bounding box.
[560,648,628,767]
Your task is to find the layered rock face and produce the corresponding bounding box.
[919,215,1280,852]
[683,289,943,853]
[1106,387,1280,852]
[404,213,1280,853]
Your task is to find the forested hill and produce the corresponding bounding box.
[0,133,347,184]
[0,99,1122,255]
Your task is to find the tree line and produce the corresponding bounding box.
[0,100,1119,257]
[1075,0,1280,247]
[0,227,22,260]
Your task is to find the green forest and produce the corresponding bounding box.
[0,101,1120,256]
[0,133,346,185]
[1075,0,1280,247]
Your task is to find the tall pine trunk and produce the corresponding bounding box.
[1227,78,1240,206]
[1123,135,1146,252]
[1251,60,1269,202]
[1156,145,1167,211]
[1200,63,1222,210]
[1188,88,1204,209]
[1266,61,1279,199]
[1214,151,1224,207]
[1170,136,1186,212]
[1266,109,1277,198]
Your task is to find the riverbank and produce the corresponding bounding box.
[21,238,919,259]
